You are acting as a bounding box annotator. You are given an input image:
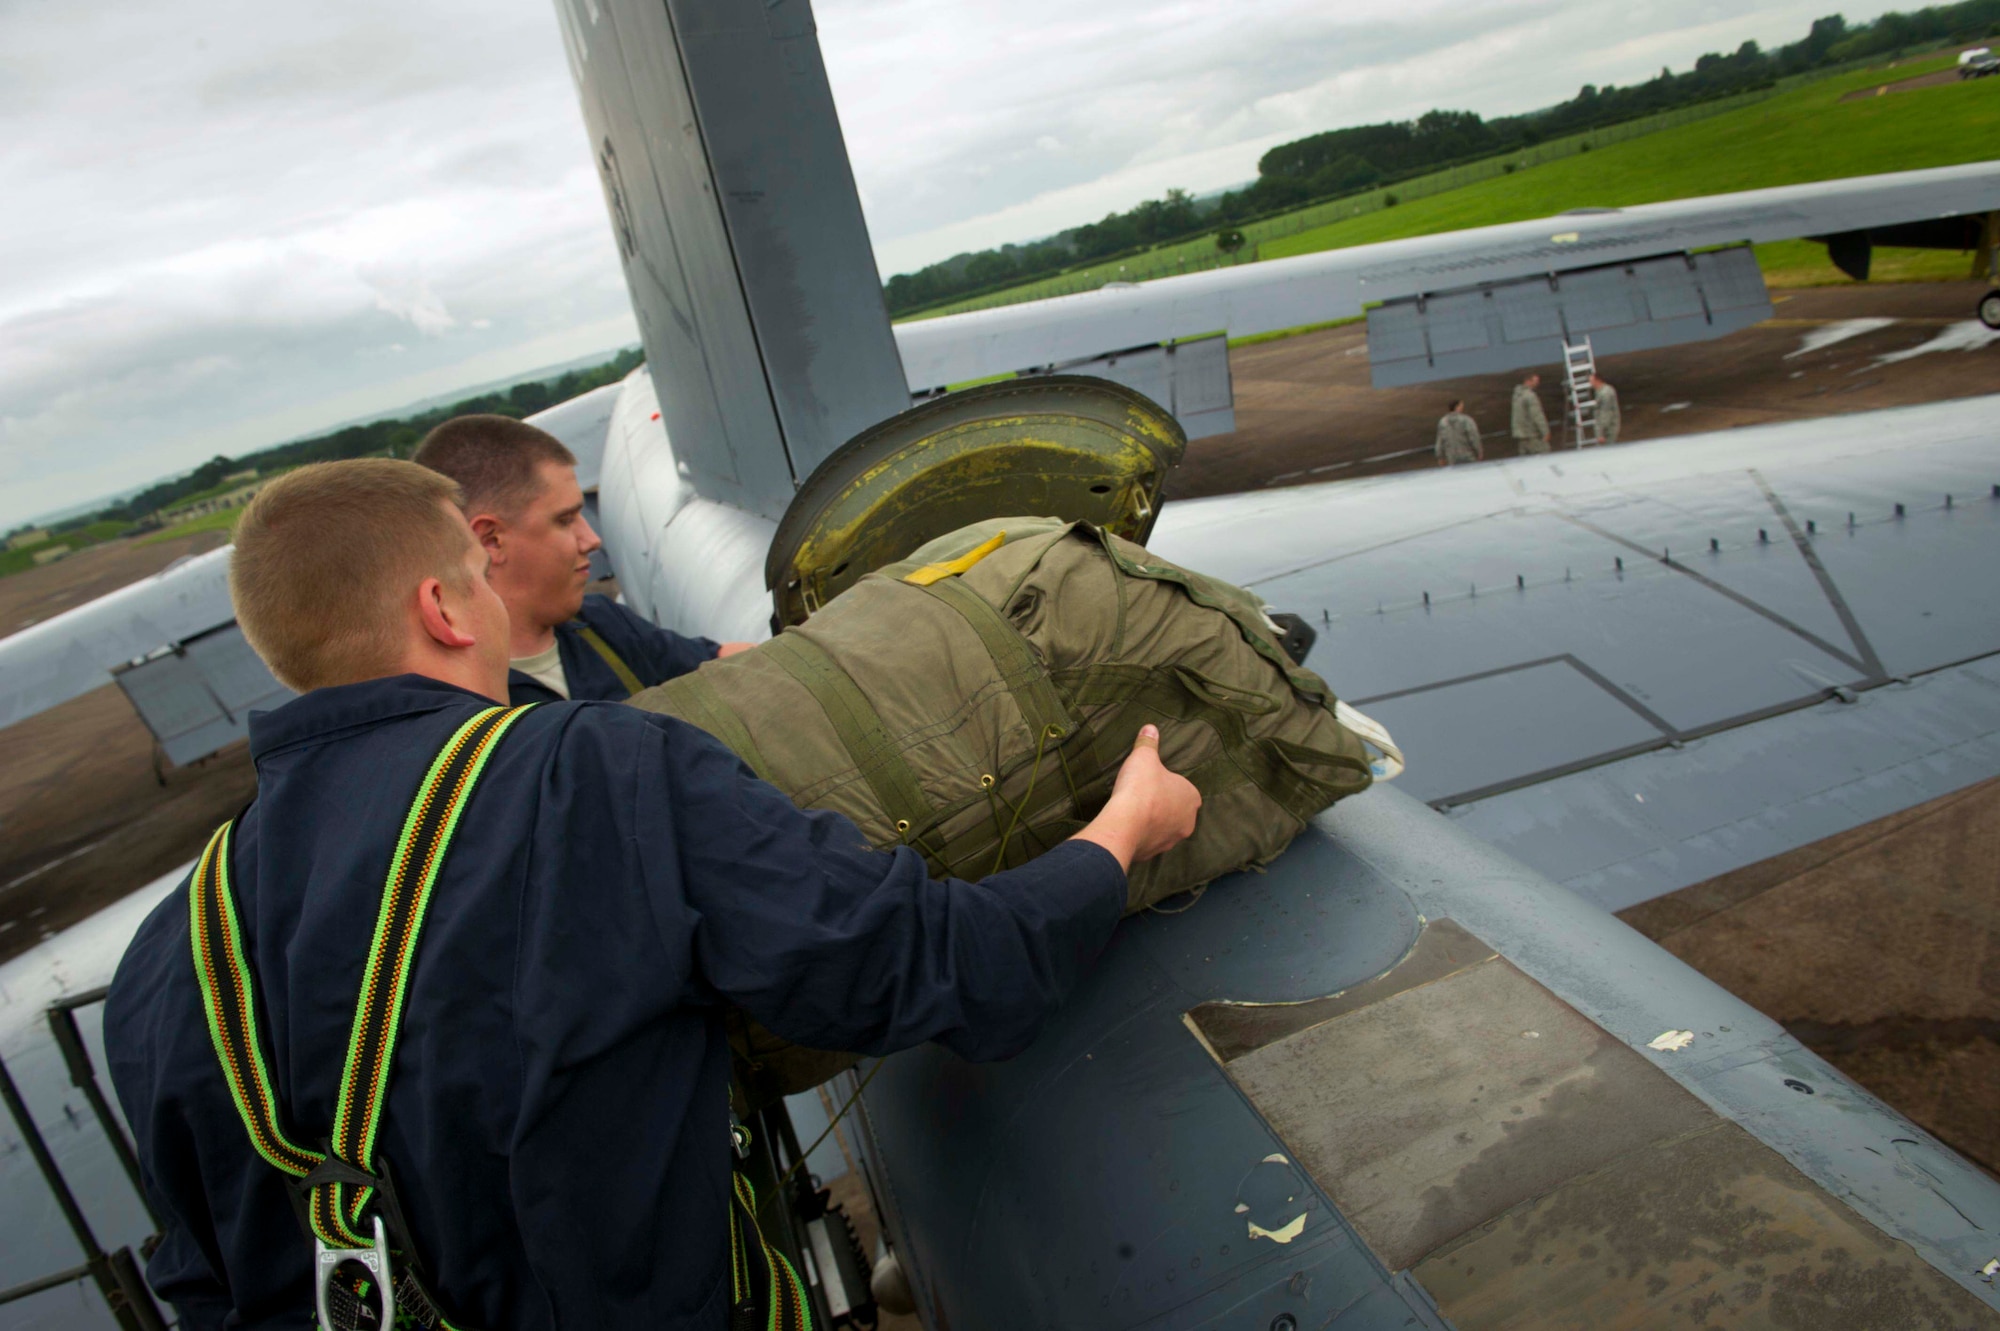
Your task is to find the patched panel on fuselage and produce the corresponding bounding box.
[1185,916,1494,1062]
[1416,1119,1999,1329]
[1219,949,1715,1270]
[1200,918,2000,1327]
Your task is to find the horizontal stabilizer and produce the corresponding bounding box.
[1012,334,1235,439]
[1366,247,1771,387]
[113,622,292,765]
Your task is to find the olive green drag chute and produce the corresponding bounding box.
[632,377,1400,1101]
[631,515,1401,1104]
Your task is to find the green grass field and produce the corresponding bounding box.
[141,507,243,545]
[903,50,1996,325]
[1261,52,1997,283]
[0,547,59,578]
[899,89,1785,321]
[0,519,139,579]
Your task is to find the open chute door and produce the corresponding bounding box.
[765,375,1186,628]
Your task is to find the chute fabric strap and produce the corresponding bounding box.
[762,632,930,839]
[900,530,1007,587]
[656,672,779,784]
[575,624,645,698]
[728,1172,812,1331]
[1087,529,1336,705]
[1062,666,1368,822]
[190,703,534,1273]
[910,575,1072,743]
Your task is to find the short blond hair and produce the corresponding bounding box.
[231,460,473,691]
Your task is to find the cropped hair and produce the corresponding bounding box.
[412,415,577,518]
[231,460,471,691]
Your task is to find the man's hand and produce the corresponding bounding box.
[717,641,757,658]
[1071,725,1202,872]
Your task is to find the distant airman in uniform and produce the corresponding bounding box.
[1592,373,1622,445]
[1435,399,1483,466]
[1511,373,1550,454]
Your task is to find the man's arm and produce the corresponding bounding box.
[607,712,1195,1062]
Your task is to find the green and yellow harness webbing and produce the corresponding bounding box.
[190,703,813,1331]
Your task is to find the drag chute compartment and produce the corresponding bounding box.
[765,375,1185,628]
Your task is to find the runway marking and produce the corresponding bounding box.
[1264,445,1429,486]
[1361,446,1433,464]
[3,837,111,895]
[1784,317,1897,358]
[1868,320,2000,366]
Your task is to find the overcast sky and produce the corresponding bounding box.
[0,0,1897,528]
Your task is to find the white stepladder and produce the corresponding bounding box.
[1562,338,1601,448]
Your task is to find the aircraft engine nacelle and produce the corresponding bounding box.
[595,368,776,646]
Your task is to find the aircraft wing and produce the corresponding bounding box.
[0,548,236,730]
[0,390,624,746]
[1145,391,2000,912]
[895,163,2000,399]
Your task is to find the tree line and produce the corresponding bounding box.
[92,347,644,528]
[882,5,1998,317]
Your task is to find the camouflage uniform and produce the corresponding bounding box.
[1511,382,1550,454]
[1434,410,1481,466]
[1595,382,1622,445]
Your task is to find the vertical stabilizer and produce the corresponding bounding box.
[556,0,909,519]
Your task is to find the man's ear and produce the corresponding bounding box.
[416,577,477,650]
[468,512,505,558]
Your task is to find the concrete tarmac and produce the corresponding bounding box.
[0,528,252,963]
[1169,279,2000,499]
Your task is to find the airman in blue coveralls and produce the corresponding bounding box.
[104,460,1201,1329]
[412,414,756,704]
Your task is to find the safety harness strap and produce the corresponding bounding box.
[321,703,531,1246]
[194,702,814,1330]
[191,703,534,1327]
[189,821,324,1181]
[729,1170,813,1331]
[575,624,646,698]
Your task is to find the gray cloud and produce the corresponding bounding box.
[0,0,1897,528]
[0,0,633,526]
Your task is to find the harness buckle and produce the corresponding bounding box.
[313,1214,397,1331]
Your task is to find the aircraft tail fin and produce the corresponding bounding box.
[555,0,909,519]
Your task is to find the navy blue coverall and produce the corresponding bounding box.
[508,593,718,704]
[105,675,1125,1329]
